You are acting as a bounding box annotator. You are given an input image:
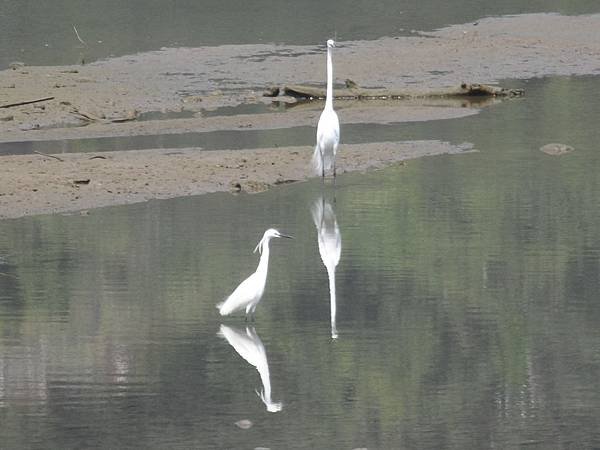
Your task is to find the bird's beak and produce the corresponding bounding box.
[279,234,293,239]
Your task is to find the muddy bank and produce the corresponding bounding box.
[1,13,599,219]
[0,100,484,145]
[0,141,472,219]
[1,13,599,143]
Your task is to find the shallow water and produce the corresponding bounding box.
[1,75,600,449]
[0,77,584,157]
[2,0,599,69]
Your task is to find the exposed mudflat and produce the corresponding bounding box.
[1,13,599,142]
[0,99,485,145]
[0,141,472,219]
[1,13,599,218]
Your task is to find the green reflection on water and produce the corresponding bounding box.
[0,76,599,449]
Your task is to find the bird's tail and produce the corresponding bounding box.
[216,300,230,316]
[311,145,334,176]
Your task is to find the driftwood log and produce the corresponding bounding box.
[265,81,523,100]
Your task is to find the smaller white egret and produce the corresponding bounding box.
[218,324,282,412]
[217,228,292,320]
[312,39,340,179]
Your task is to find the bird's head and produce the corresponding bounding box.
[254,228,293,254]
[327,39,336,48]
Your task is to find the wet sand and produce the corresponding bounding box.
[1,13,599,218]
[1,13,599,141]
[0,141,472,219]
[2,13,600,141]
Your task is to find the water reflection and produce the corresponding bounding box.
[311,195,342,339]
[1,76,600,448]
[218,324,283,412]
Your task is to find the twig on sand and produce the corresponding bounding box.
[0,97,55,109]
[34,151,64,162]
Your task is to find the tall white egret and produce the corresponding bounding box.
[218,324,283,412]
[217,228,292,320]
[312,39,340,179]
[311,196,342,338]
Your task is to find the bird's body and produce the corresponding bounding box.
[217,228,292,319]
[218,264,266,317]
[314,108,340,176]
[312,39,340,178]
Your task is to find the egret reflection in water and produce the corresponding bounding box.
[311,195,342,338]
[218,324,283,412]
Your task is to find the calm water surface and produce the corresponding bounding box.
[1,76,600,449]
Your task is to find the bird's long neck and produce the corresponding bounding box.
[325,46,334,110]
[256,240,271,279]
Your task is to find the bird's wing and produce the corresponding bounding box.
[218,273,258,315]
[318,108,337,134]
[332,111,340,144]
[314,110,340,174]
[316,112,340,148]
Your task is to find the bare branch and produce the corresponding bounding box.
[34,151,64,162]
[0,97,55,109]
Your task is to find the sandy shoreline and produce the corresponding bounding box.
[0,141,472,219]
[2,13,599,142]
[1,13,600,219]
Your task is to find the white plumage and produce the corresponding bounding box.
[217,228,292,319]
[218,324,282,412]
[311,196,342,338]
[312,39,340,178]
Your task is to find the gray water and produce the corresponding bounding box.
[2,0,599,69]
[0,75,599,449]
